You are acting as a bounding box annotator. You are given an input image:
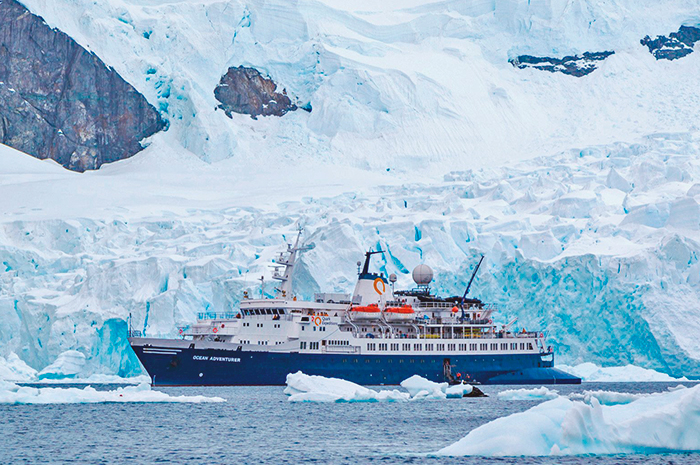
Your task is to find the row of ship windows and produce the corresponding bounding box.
[242,323,282,328]
[240,340,285,345]
[241,309,287,316]
[366,342,534,351]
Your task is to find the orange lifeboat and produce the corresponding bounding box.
[384,305,415,322]
[349,304,381,320]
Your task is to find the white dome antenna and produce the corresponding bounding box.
[412,264,433,286]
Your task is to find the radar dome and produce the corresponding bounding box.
[412,264,433,285]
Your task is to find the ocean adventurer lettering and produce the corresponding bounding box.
[193,355,241,363]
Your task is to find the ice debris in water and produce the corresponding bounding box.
[0,381,226,404]
[284,372,475,402]
[497,387,559,401]
[556,362,690,382]
[437,384,699,456]
[284,371,410,403]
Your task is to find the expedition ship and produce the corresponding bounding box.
[129,231,581,386]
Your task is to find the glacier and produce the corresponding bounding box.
[437,384,700,456]
[1,0,700,380]
[3,131,700,379]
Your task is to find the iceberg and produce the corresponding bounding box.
[284,371,410,403]
[0,381,225,404]
[497,387,559,401]
[437,384,700,456]
[400,375,449,399]
[556,362,690,382]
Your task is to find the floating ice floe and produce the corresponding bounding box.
[285,372,478,403]
[0,381,225,404]
[284,372,410,403]
[569,389,645,406]
[555,362,689,382]
[497,387,559,401]
[437,384,700,456]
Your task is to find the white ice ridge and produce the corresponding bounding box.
[497,387,559,401]
[0,381,225,404]
[556,362,690,382]
[437,384,700,456]
[284,372,473,402]
[284,371,410,402]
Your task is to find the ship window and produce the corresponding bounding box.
[528,343,533,350]
[313,327,316,331]
[391,344,399,351]
[511,343,517,350]
[410,359,415,363]
[379,343,387,351]
[399,360,404,363]
[520,343,525,350]
[376,359,381,363]
[501,343,507,350]
[279,309,285,314]
[413,344,422,351]
[402,343,410,351]
[300,342,307,349]
[302,327,305,331]
[426,344,434,351]
[365,359,370,363]
[490,344,497,351]
[448,344,455,351]
[343,359,347,363]
[469,344,477,351]
[266,309,272,315]
[437,344,444,351]
[354,359,359,363]
[480,343,487,351]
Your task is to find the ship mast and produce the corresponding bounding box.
[273,226,311,299]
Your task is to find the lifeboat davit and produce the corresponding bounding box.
[384,305,416,322]
[349,304,381,320]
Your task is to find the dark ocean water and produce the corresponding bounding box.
[1,382,699,464]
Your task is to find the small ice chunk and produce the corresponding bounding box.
[445,383,474,398]
[605,168,632,192]
[498,386,559,400]
[569,390,643,406]
[400,375,448,397]
[555,362,688,382]
[0,382,225,404]
[284,371,409,403]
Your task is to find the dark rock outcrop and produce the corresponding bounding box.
[509,51,615,77]
[0,0,165,171]
[641,25,700,61]
[215,66,300,119]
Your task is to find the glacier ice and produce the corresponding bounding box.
[556,362,690,382]
[3,133,700,379]
[497,387,559,401]
[37,350,86,380]
[0,381,225,404]
[437,384,700,456]
[0,352,38,382]
[284,371,410,403]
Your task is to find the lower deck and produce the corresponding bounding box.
[130,338,581,386]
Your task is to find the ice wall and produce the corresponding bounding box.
[1,132,700,378]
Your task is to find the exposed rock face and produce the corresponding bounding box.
[0,0,165,171]
[510,51,614,77]
[641,25,700,61]
[214,66,299,119]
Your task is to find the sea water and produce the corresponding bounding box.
[1,382,698,464]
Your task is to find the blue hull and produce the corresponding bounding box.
[131,341,581,386]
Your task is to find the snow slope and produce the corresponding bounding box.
[15,0,700,174]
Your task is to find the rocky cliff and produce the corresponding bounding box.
[214,66,299,119]
[0,0,164,171]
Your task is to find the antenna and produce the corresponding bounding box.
[461,255,485,321]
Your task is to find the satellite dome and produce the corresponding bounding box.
[389,273,398,283]
[412,264,433,285]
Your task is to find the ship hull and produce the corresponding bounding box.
[130,338,581,386]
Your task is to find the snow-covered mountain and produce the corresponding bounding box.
[2,0,700,379]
